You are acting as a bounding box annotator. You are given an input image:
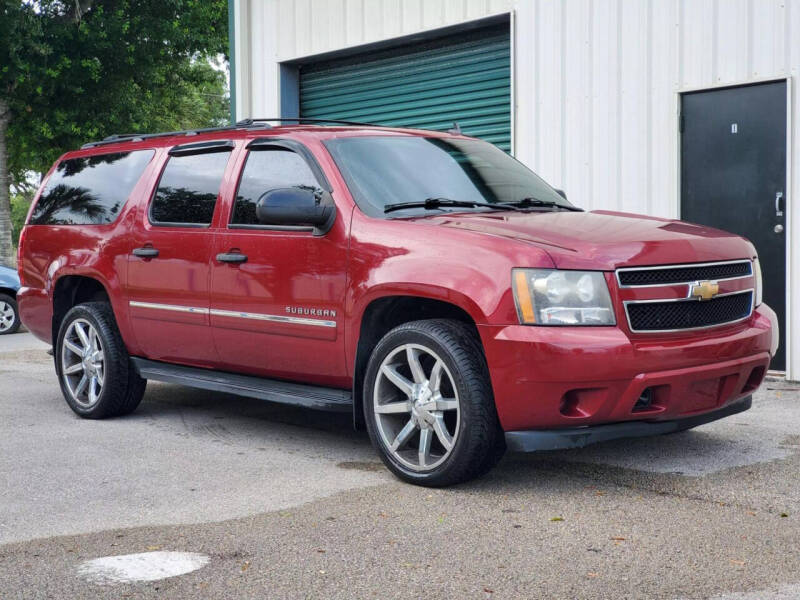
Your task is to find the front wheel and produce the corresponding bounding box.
[56,302,146,419]
[364,319,505,487]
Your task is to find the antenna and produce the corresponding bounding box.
[447,122,463,135]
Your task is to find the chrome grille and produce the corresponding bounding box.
[625,291,754,333]
[617,260,752,287]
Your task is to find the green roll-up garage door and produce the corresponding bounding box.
[299,23,511,152]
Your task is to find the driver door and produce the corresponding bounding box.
[209,141,349,386]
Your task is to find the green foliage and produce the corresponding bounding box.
[137,59,229,133]
[1,0,229,179]
[10,194,29,248]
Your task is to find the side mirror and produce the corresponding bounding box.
[256,187,336,234]
[555,188,567,200]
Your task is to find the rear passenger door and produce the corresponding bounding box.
[210,140,349,385]
[126,141,235,366]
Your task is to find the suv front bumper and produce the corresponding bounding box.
[478,304,777,434]
[505,395,752,452]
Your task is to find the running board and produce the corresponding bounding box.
[130,357,352,412]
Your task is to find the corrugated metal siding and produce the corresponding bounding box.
[513,0,800,378]
[298,25,511,150]
[516,0,798,218]
[233,0,513,118]
[278,0,512,60]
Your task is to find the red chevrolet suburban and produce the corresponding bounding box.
[17,119,778,486]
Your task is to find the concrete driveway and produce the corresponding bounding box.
[0,332,798,599]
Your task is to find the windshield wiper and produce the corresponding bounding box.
[384,197,524,214]
[498,198,583,212]
[383,196,583,214]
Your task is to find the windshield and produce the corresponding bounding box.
[324,136,576,217]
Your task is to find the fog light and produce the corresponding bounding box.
[633,388,653,412]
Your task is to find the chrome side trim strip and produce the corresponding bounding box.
[130,301,337,328]
[616,259,753,288]
[129,301,209,315]
[623,289,754,334]
[209,308,336,328]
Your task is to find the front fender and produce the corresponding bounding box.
[344,212,555,374]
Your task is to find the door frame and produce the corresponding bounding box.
[675,76,792,379]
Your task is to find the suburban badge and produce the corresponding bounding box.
[285,306,337,318]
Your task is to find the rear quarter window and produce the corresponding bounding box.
[30,150,154,225]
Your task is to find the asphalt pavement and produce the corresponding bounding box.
[0,332,798,599]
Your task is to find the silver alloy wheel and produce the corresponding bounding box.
[373,343,460,472]
[61,318,105,409]
[0,300,15,333]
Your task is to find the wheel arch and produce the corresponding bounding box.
[350,293,483,429]
[51,275,112,345]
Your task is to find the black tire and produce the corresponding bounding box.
[0,293,21,335]
[363,319,505,487]
[55,302,146,419]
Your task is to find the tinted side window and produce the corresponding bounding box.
[150,151,231,225]
[31,151,154,225]
[231,149,319,225]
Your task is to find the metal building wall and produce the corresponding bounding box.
[514,0,799,380]
[232,0,800,379]
[515,0,795,216]
[232,0,513,119]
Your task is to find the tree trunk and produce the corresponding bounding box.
[0,99,14,268]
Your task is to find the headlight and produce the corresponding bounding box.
[512,268,616,325]
[753,257,763,306]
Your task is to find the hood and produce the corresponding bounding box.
[415,210,756,270]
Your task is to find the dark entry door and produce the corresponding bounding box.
[681,80,786,370]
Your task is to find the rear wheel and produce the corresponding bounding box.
[56,302,146,418]
[364,319,505,486]
[0,294,20,335]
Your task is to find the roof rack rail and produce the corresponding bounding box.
[80,117,383,150]
[237,117,381,128]
[80,121,275,150]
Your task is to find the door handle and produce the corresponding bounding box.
[132,247,159,258]
[216,252,248,264]
[776,192,784,217]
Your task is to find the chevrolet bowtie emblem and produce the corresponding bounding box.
[689,280,719,301]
